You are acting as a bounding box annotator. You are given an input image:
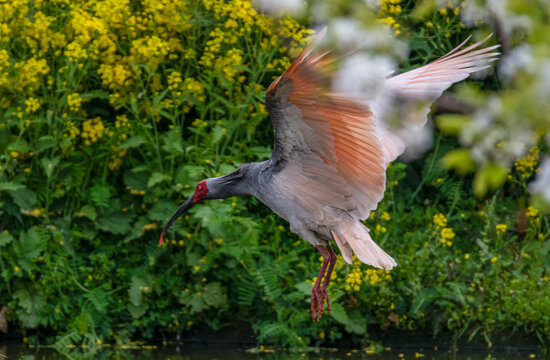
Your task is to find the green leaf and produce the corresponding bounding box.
[147,172,170,188]
[212,125,225,144]
[330,303,350,325]
[442,149,476,175]
[8,138,30,153]
[127,301,148,318]
[249,146,272,160]
[203,282,226,308]
[40,157,60,178]
[69,312,90,334]
[161,130,184,154]
[35,135,57,153]
[75,205,97,221]
[410,288,438,317]
[118,136,145,149]
[148,200,175,222]
[14,288,47,328]
[90,184,112,207]
[345,316,367,335]
[0,232,14,247]
[295,281,313,296]
[411,0,435,21]
[85,288,109,313]
[9,187,37,209]
[14,228,48,271]
[97,213,131,234]
[0,181,24,191]
[188,294,206,313]
[128,274,153,307]
[473,163,507,197]
[124,169,150,191]
[435,114,472,136]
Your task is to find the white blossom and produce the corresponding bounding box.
[529,157,550,203]
[537,60,550,98]
[253,0,305,16]
[327,18,407,58]
[333,53,395,100]
[461,0,531,35]
[400,120,434,162]
[499,44,534,81]
[461,97,535,166]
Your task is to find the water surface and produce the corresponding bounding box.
[0,342,546,359]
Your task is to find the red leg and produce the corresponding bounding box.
[311,245,330,321]
[321,243,338,313]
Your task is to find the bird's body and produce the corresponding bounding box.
[160,30,499,321]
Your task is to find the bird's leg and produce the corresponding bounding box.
[320,243,338,313]
[311,245,330,322]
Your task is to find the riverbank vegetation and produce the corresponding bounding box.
[0,0,548,351]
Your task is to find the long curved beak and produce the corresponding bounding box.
[159,194,194,245]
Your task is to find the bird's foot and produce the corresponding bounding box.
[311,285,330,321]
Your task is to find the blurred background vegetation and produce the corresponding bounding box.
[0,0,548,352]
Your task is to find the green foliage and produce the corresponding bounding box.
[0,0,548,351]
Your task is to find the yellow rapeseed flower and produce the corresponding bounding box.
[67,93,83,112]
[496,224,507,235]
[25,97,40,112]
[433,213,447,228]
[515,147,539,179]
[526,206,539,218]
[380,211,391,221]
[441,227,455,239]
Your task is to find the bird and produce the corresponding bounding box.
[160,29,499,321]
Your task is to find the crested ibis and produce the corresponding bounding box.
[160,31,499,321]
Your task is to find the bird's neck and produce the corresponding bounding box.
[207,161,267,199]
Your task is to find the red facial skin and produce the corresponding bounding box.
[193,179,209,203]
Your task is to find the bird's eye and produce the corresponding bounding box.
[197,185,202,190]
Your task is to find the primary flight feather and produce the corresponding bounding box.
[160,29,499,321]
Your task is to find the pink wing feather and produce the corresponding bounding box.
[374,34,500,163]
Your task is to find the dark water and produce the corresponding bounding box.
[0,342,547,359]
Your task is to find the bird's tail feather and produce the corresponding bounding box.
[331,222,397,270]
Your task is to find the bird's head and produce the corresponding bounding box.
[159,179,209,245]
[159,164,250,245]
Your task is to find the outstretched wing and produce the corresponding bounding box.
[266,33,387,222]
[373,35,500,163]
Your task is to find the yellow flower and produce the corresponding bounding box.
[491,257,498,263]
[515,147,540,179]
[81,117,105,144]
[496,224,507,235]
[25,97,41,112]
[433,213,447,228]
[440,228,455,243]
[379,16,396,26]
[380,211,391,221]
[142,223,157,230]
[526,206,539,218]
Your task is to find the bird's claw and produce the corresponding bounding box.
[311,285,330,322]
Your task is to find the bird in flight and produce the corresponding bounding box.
[160,29,499,321]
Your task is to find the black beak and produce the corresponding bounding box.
[159,194,194,245]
